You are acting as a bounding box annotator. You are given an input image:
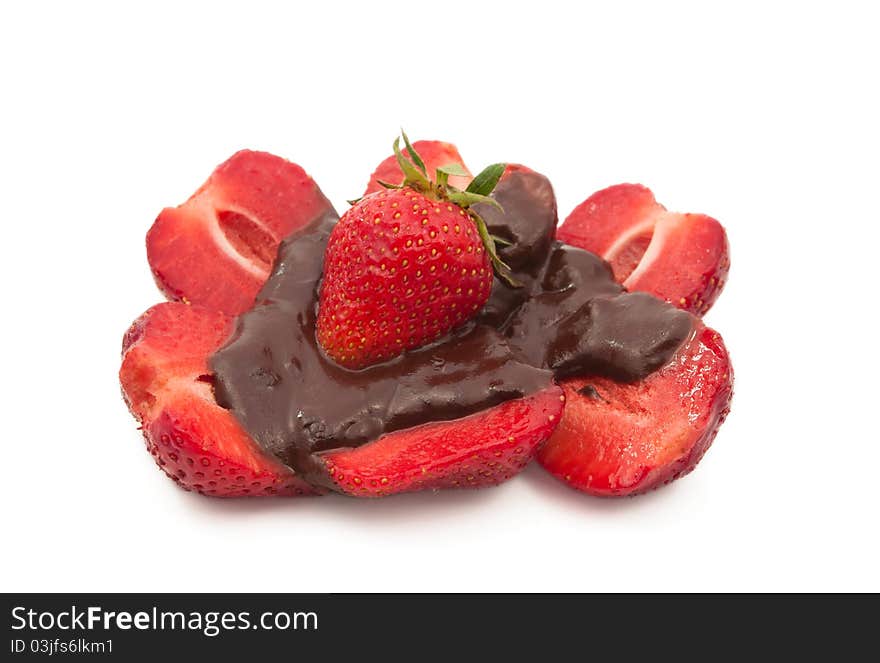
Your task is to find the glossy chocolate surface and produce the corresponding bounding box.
[211,171,692,487]
[477,172,693,381]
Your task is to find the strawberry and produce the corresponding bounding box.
[557,184,730,316]
[536,323,733,496]
[317,133,512,369]
[147,150,336,315]
[120,303,317,497]
[324,386,565,496]
[364,139,471,195]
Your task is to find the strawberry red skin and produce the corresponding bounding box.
[324,386,565,496]
[147,150,335,316]
[120,303,317,497]
[558,184,730,316]
[317,188,493,368]
[364,140,471,195]
[536,324,733,496]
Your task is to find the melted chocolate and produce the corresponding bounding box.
[210,210,553,488]
[477,172,693,382]
[210,170,694,489]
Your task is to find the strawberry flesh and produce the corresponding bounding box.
[324,387,564,496]
[147,150,336,315]
[120,303,316,497]
[537,323,733,496]
[364,140,471,196]
[558,184,730,315]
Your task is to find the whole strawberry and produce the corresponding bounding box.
[317,133,511,369]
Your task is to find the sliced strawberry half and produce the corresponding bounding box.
[558,184,730,316]
[323,387,564,497]
[363,140,472,195]
[120,303,317,497]
[536,324,733,497]
[147,150,336,315]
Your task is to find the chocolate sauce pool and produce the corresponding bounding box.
[210,171,693,488]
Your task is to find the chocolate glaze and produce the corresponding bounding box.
[477,172,693,382]
[210,210,553,488]
[210,170,694,489]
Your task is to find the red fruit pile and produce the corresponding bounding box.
[121,136,733,499]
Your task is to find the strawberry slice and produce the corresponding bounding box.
[147,150,336,315]
[363,140,471,195]
[120,303,316,497]
[557,184,730,316]
[536,324,732,496]
[323,387,564,497]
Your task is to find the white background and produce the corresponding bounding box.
[2,1,878,592]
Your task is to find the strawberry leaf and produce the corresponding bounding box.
[447,190,503,212]
[436,162,469,177]
[384,132,520,286]
[393,137,431,191]
[466,163,506,196]
[401,129,427,175]
[472,212,521,287]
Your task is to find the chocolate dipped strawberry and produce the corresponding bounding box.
[122,133,734,500]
